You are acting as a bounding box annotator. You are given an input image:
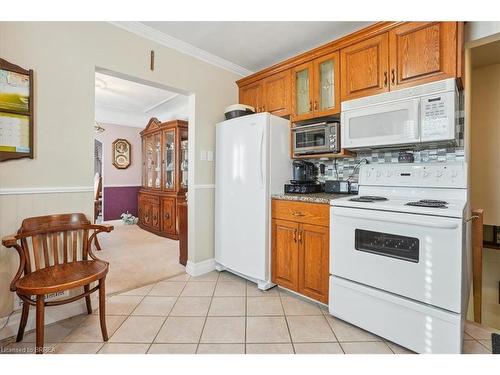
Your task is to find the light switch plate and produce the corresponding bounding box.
[200,150,207,161]
[207,150,213,161]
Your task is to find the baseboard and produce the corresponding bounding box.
[0,299,91,341]
[185,258,216,277]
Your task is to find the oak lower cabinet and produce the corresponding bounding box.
[271,200,329,303]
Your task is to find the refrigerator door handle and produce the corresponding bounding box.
[259,127,264,188]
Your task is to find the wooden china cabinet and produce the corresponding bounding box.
[138,118,188,240]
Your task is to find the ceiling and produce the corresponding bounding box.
[471,39,500,68]
[95,72,188,127]
[140,21,374,72]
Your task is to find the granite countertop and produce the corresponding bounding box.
[271,192,351,204]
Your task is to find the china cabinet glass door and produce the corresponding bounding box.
[163,129,175,191]
[145,134,158,189]
[313,51,340,116]
[179,129,188,190]
[292,62,314,121]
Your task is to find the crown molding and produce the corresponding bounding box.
[109,21,253,77]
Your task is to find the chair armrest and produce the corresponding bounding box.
[87,224,114,260]
[88,224,114,233]
[2,234,19,247]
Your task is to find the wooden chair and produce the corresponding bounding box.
[1,213,113,354]
[93,173,103,251]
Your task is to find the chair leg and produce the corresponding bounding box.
[84,284,92,314]
[16,300,30,342]
[98,278,108,341]
[35,295,45,354]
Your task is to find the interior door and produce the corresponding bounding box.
[263,70,291,116]
[313,51,341,117]
[215,116,269,280]
[240,81,263,112]
[341,33,389,101]
[298,223,329,303]
[291,61,315,122]
[272,219,299,290]
[389,22,457,90]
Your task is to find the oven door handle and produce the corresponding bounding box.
[258,127,264,189]
[333,211,460,230]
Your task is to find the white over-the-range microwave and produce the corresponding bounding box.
[341,78,459,150]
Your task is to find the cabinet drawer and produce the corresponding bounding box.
[272,200,329,227]
[139,193,159,205]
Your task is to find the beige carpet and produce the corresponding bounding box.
[96,221,185,295]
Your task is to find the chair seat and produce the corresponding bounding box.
[15,260,108,295]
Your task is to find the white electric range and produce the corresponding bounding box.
[329,162,469,354]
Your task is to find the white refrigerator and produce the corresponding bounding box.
[215,113,291,289]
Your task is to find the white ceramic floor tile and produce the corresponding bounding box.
[214,281,246,297]
[167,274,191,282]
[385,341,415,354]
[147,343,197,354]
[477,339,492,351]
[208,297,246,316]
[181,282,216,297]
[97,295,143,316]
[281,296,322,316]
[188,271,219,282]
[132,296,177,316]
[287,316,336,343]
[246,283,280,297]
[197,343,245,354]
[154,317,205,343]
[247,297,284,316]
[246,343,294,354]
[169,296,211,316]
[464,321,500,340]
[119,284,154,296]
[462,340,491,354]
[98,343,150,354]
[200,317,246,343]
[64,315,126,343]
[294,342,343,354]
[149,281,186,297]
[246,316,291,343]
[341,341,393,354]
[218,272,244,282]
[109,316,165,343]
[23,314,88,343]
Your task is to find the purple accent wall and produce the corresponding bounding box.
[103,186,141,221]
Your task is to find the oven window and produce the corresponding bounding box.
[295,129,326,149]
[354,229,419,263]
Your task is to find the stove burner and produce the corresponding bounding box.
[349,196,388,203]
[406,199,448,208]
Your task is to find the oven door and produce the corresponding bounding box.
[293,125,329,155]
[341,98,420,149]
[330,206,463,313]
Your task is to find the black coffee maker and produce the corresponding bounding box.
[285,160,322,193]
[291,160,316,183]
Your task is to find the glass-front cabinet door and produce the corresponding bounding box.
[163,129,175,191]
[313,51,340,117]
[145,134,160,189]
[179,128,188,190]
[292,62,314,121]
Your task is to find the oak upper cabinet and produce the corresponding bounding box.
[388,22,458,89]
[239,81,262,112]
[292,51,340,121]
[262,70,291,116]
[272,219,299,291]
[291,61,315,121]
[341,33,389,101]
[271,200,329,303]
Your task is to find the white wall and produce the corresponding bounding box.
[0,22,239,322]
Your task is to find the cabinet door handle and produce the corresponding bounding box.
[164,213,170,220]
[309,101,312,111]
[293,229,297,242]
[298,230,303,243]
[391,69,395,85]
[314,100,318,110]
[262,105,265,112]
[292,211,305,216]
[384,71,388,87]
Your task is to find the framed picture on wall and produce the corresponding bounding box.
[0,58,34,162]
[112,138,131,169]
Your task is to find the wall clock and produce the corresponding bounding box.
[112,138,131,169]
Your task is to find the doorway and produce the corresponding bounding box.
[93,68,191,295]
[469,38,500,329]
